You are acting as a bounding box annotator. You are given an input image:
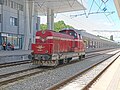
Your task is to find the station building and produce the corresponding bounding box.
[0,0,24,49]
[0,0,40,50]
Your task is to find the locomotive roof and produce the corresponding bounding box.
[61,28,99,39]
[37,30,74,39]
[61,28,112,41]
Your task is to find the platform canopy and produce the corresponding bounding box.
[34,0,86,14]
[114,0,120,18]
[23,0,86,50]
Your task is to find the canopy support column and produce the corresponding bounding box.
[47,8,51,30]
[51,9,54,30]
[47,8,54,30]
[23,0,34,50]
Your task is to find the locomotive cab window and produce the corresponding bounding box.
[69,31,77,39]
[59,30,66,34]
[59,30,78,38]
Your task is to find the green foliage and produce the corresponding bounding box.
[40,24,47,30]
[40,20,74,31]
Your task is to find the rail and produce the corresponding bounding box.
[48,51,120,90]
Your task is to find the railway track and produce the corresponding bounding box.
[0,60,31,68]
[48,51,120,90]
[0,49,118,87]
[0,66,52,86]
[0,53,97,87]
[0,48,116,69]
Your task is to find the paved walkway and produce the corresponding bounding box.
[90,56,120,90]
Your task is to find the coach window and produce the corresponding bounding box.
[79,34,82,39]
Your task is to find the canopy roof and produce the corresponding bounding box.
[34,0,86,15]
[114,0,120,18]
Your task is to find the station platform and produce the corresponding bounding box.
[0,50,31,57]
[0,48,117,64]
[90,56,120,90]
[0,50,31,64]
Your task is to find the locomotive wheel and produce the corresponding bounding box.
[67,57,72,63]
[68,57,72,60]
[58,59,64,65]
[83,55,85,58]
[63,57,72,64]
[64,59,68,64]
[53,60,59,67]
[79,56,82,60]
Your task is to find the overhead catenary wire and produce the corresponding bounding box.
[88,0,95,16]
[70,0,114,20]
[102,0,116,25]
[80,0,88,18]
[94,0,113,23]
[35,0,116,31]
[97,1,103,12]
[60,0,116,30]
[60,13,95,30]
[101,0,109,3]
[69,0,87,18]
[89,0,115,25]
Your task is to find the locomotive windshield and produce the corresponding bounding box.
[59,30,78,39]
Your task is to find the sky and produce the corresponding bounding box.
[40,0,120,42]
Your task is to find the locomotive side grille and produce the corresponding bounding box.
[34,54,51,60]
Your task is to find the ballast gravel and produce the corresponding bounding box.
[0,51,118,90]
[0,63,37,75]
[0,48,119,90]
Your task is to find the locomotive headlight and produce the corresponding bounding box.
[28,54,32,60]
[37,55,51,60]
[45,50,48,53]
[38,55,42,60]
[44,55,50,60]
[28,52,34,60]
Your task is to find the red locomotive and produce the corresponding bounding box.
[30,28,85,66]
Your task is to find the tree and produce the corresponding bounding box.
[40,20,74,31]
[40,24,47,30]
